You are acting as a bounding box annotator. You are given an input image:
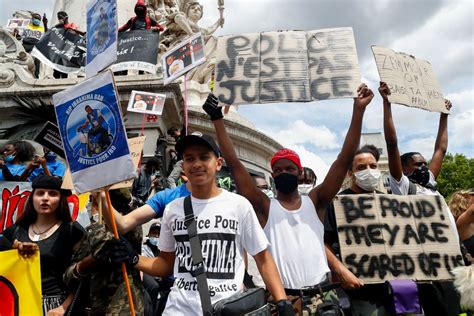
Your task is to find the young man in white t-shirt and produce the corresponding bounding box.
[106,132,293,315]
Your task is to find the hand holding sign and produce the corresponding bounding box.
[354,83,374,110]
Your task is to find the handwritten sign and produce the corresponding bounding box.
[334,194,463,283]
[372,46,447,113]
[162,32,206,85]
[110,136,145,189]
[110,30,160,73]
[214,27,361,106]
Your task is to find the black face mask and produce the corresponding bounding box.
[274,173,298,194]
[408,165,430,187]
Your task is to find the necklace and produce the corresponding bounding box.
[31,222,58,241]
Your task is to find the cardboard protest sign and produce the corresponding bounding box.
[33,121,65,158]
[127,91,166,116]
[110,30,160,73]
[86,0,118,77]
[0,250,42,316]
[31,27,86,73]
[334,194,463,284]
[0,182,81,233]
[372,46,447,113]
[214,27,361,106]
[52,70,135,194]
[162,32,206,85]
[110,136,145,189]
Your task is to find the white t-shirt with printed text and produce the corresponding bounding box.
[160,189,269,316]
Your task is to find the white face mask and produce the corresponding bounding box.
[149,237,159,247]
[261,189,274,199]
[298,184,314,195]
[354,168,381,192]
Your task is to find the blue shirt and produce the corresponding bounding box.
[146,183,190,217]
[0,163,26,181]
[29,160,66,181]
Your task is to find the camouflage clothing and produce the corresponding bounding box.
[65,223,144,316]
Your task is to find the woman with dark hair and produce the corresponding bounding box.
[0,139,36,181]
[0,175,85,315]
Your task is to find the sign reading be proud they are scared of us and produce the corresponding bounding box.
[334,194,463,284]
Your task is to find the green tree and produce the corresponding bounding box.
[434,153,474,199]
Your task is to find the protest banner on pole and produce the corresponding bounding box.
[372,46,447,113]
[33,121,65,158]
[52,70,135,194]
[31,27,86,73]
[62,136,144,190]
[0,182,81,233]
[0,250,42,316]
[86,0,118,77]
[334,194,463,284]
[127,91,166,116]
[162,32,206,85]
[110,30,160,73]
[214,27,361,106]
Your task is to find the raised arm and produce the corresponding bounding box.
[429,99,452,179]
[380,81,403,181]
[203,94,270,225]
[311,84,373,207]
[99,192,156,234]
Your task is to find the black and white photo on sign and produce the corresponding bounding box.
[127,90,166,116]
[162,32,206,85]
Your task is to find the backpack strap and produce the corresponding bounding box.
[407,181,417,195]
[183,196,213,316]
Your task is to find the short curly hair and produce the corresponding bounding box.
[349,144,380,170]
[5,139,36,163]
[449,191,471,220]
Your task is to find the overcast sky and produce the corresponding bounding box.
[1,0,472,179]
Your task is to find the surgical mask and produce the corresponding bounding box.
[4,154,15,162]
[32,18,41,26]
[45,152,57,162]
[354,168,381,192]
[262,189,274,199]
[408,165,430,187]
[274,173,298,194]
[149,237,159,247]
[298,184,314,195]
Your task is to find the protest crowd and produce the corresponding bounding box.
[0,1,473,316]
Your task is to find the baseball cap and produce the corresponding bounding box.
[175,132,221,157]
[149,222,161,232]
[32,175,72,196]
[270,148,302,171]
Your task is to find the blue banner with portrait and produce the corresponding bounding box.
[52,70,135,193]
[86,0,118,77]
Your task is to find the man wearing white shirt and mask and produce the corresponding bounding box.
[298,167,317,195]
